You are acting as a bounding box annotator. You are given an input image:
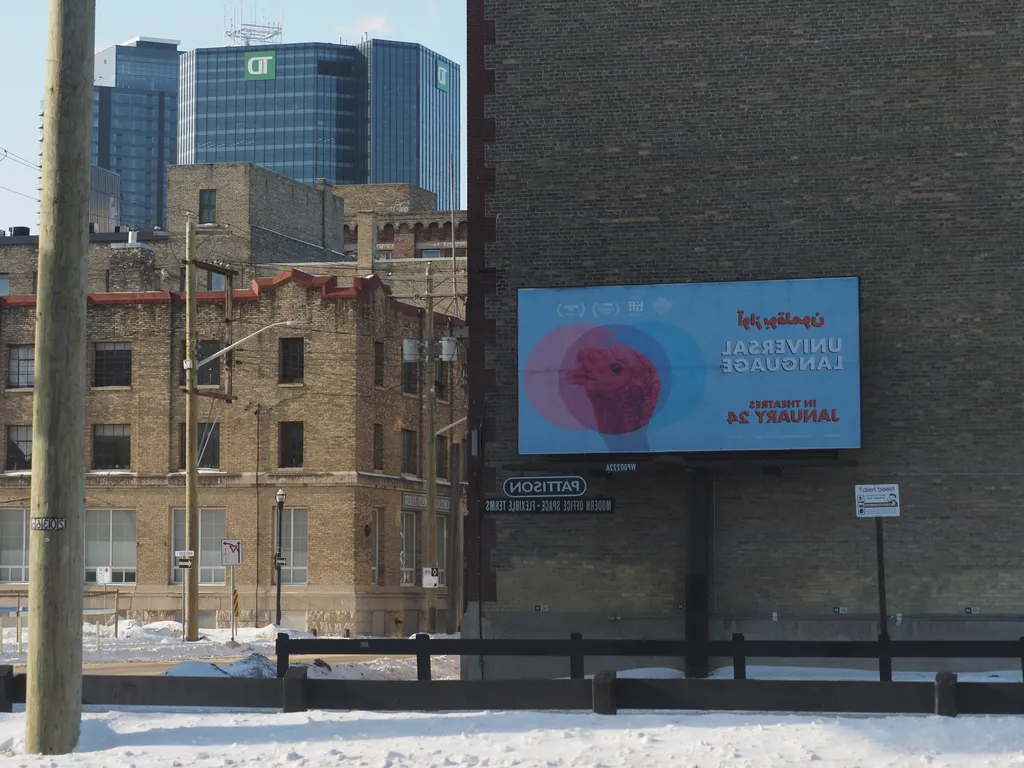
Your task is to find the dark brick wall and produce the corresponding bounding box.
[470,1,1024,619]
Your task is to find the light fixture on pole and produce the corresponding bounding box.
[275,488,286,626]
[182,319,307,642]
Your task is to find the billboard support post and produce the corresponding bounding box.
[875,517,891,681]
[684,471,712,679]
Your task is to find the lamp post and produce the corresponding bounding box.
[182,318,305,642]
[275,488,285,626]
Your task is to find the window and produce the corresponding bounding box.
[207,272,226,291]
[198,189,217,224]
[420,249,442,259]
[375,249,392,261]
[400,510,416,585]
[180,340,221,386]
[0,274,10,296]
[94,342,132,387]
[372,423,384,471]
[0,508,29,583]
[401,429,418,475]
[6,426,31,471]
[370,507,381,585]
[276,507,308,585]
[402,360,419,395]
[104,270,112,292]
[373,341,385,387]
[31,271,37,294]
[179,423,220,470]
[435,361,450,402]
[279,421,304,468]
[8,345,34,388]
[172,508,226,584]
[436,435,449,480]
[436,514,449,588]
[92,424,131,470]
[279,338,304,384]
[85,509,136,584]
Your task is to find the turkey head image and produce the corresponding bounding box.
[564,342,662,435]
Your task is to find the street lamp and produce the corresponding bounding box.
[275,488,286,626]
[182,308,307,642]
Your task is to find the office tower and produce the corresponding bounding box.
[92,37,181,229]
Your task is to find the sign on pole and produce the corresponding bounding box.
[855,484,901,518]
[174,549,195,558]
[221,539,243,567]
[422,566,440,589]
[94,567,112,585]
[176,558,193,570]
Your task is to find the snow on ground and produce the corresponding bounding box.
[0,620,455,666]
[712,664,1023,683]
[2,708,1024,766]
[161,651,461,680]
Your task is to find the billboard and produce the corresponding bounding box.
[518,277,861,455]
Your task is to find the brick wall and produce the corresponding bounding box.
[471,0,1024,628]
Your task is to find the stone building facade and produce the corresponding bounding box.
[0,269,467,635]
[0,162,467,318]
[467,0,1024,677]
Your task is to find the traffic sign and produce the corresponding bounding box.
[221,539,243,567]
[176,558,193,569]
[855,484,901,518]
[95,567,112,585]
[275,556,288,567]
[174,550,195,558]
[422,566,440,588]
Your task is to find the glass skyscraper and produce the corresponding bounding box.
[359,40,461,208]
[92,37,181,229]
[178,44,368,186]
[178,40,460,206]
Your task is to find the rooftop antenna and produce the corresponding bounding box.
[224,0,283,46]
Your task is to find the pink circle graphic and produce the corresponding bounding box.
[524,324,663,435]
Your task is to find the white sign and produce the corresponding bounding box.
[174,550,195,558]
[95,566,112,585]
[221,539,243,567]
[855,484,900,518]
[422,566,439,589]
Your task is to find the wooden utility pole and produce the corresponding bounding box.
[184,215,201,641]
[422,262,439,633]
[25,0,95,754]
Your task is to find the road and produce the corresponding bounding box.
[9,654,413,676]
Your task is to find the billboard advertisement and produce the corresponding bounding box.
[518,277,860,455]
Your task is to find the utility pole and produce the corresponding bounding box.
[395,267,462,635]
[422,262,439,633]
[184,214,201,642]
[26,0,95,755]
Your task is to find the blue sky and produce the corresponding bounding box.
[0,0,467,231]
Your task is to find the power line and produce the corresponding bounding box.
[0,146,42,171]
[0,183,40,203]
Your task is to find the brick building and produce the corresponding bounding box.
[0,269,466,634]
[467,1,1024,677]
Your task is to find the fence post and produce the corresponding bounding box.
[1018,637,1024,682]
[570,632,584,679]
[935,672,957,717]
[593,670,617,715]
[0,665,12,713]
[114,589,120,639]
[282,665,308,713]
[276,632,290,679]
[415,632,432,681]
[730,633,746,680]
[878,633,892,682]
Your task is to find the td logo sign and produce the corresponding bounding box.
[244,51,276,81]
[435,60,450,92]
